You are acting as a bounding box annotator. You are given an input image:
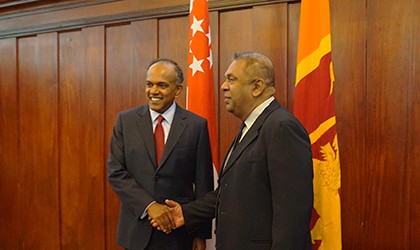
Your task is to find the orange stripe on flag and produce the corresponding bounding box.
[294,0,342,249]
[297,0,331,64]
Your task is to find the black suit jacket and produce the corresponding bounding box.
[107,104,213,250]
[183,100,313,250]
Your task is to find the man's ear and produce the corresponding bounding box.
[175,84,183,98]
[252,79,265,97]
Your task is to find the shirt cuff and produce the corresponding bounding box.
[141,201,156,219]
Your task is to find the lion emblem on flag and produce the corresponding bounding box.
[317,135,340,194]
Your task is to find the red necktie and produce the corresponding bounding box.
[154,115,165,165]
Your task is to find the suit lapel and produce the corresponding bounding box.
[220,128,259,177]
[159,105,187,168]
[135,105,156,166]
[220,100,281,176]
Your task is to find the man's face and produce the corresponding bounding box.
[221,59,255,120]
[146,62,182,113]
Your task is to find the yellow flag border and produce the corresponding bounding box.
[296,34,332,87]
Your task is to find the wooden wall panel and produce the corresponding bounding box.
[0,1,419,249]
[0,0,140,37]
[159,16,189,107]
[219,8,253,161]
[105,19,157,250]
[286,2,300,112]
[209,10,220,170]
[330,0,367,248]
[366,0,413,248]
[410,1,419,248]
[59,26,105,249]
[0,38,18,250]
[17,33,59,249]
[252,4,288,107]
[218,4,289,164]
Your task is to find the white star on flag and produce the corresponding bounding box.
[187,1,218,247]
[189,40,193,53]
[207,49,213,68]
[189,55,204,76]
[190,16,204,37]
[206,27,212,45]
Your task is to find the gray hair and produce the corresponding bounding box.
[232,51,275,87]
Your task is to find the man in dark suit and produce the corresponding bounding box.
[107,58,214,250]
[152,52,313,250]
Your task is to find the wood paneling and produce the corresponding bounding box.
[365,0,413,248]
[219,8,253,162]
[0,37,18,250]
[410,2,420,249]
[286,2,300,112]
[105,19,157,250]
[17,33,59,249]
[159,16,189,107]
[252,4,288,107]
[218,4,289,165]
[0,0,296,39]
[209,10,220,168]
[59,26,105,249]
[0,0,419,249]
[330,0,367,248]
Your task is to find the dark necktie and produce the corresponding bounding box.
[154,115,165,165]
[232,122,246,151]
[222,122,246,173]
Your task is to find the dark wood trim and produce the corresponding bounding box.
[0,0,118,18]
[0,0,44,9]
[0,0,298,39]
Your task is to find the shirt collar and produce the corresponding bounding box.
[243,96,274,130]
[149,102,176,125]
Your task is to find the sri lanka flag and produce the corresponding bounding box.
[293,0,342,249]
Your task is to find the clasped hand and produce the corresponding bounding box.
[148,199,185,234]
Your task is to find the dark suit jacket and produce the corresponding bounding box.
[182,100,313,250]
[107,104,214,250]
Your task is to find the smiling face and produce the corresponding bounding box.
[145,62,183,113]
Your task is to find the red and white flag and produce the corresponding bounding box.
[187,0,218,174]
[293,0,342,249]
[187,1,218,248]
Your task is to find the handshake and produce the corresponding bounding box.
[147,199,185,234]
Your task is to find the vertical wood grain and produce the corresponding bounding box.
[330,0,368,248]
[218,4,288,165]
[366,0,412,248]
[252,4,288,108]
[17,33,59,249]
[0,1,418,249]
[105,19,158,250]
[159,16,189,108]
[286,3,300,113]
[219,8,253,163]
[410,1,419,248]
[0,38,18,250]
[59,26,105,249]
[210,10,220,150]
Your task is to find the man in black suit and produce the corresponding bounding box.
[107,58,213,250]
[152,52,313,250]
